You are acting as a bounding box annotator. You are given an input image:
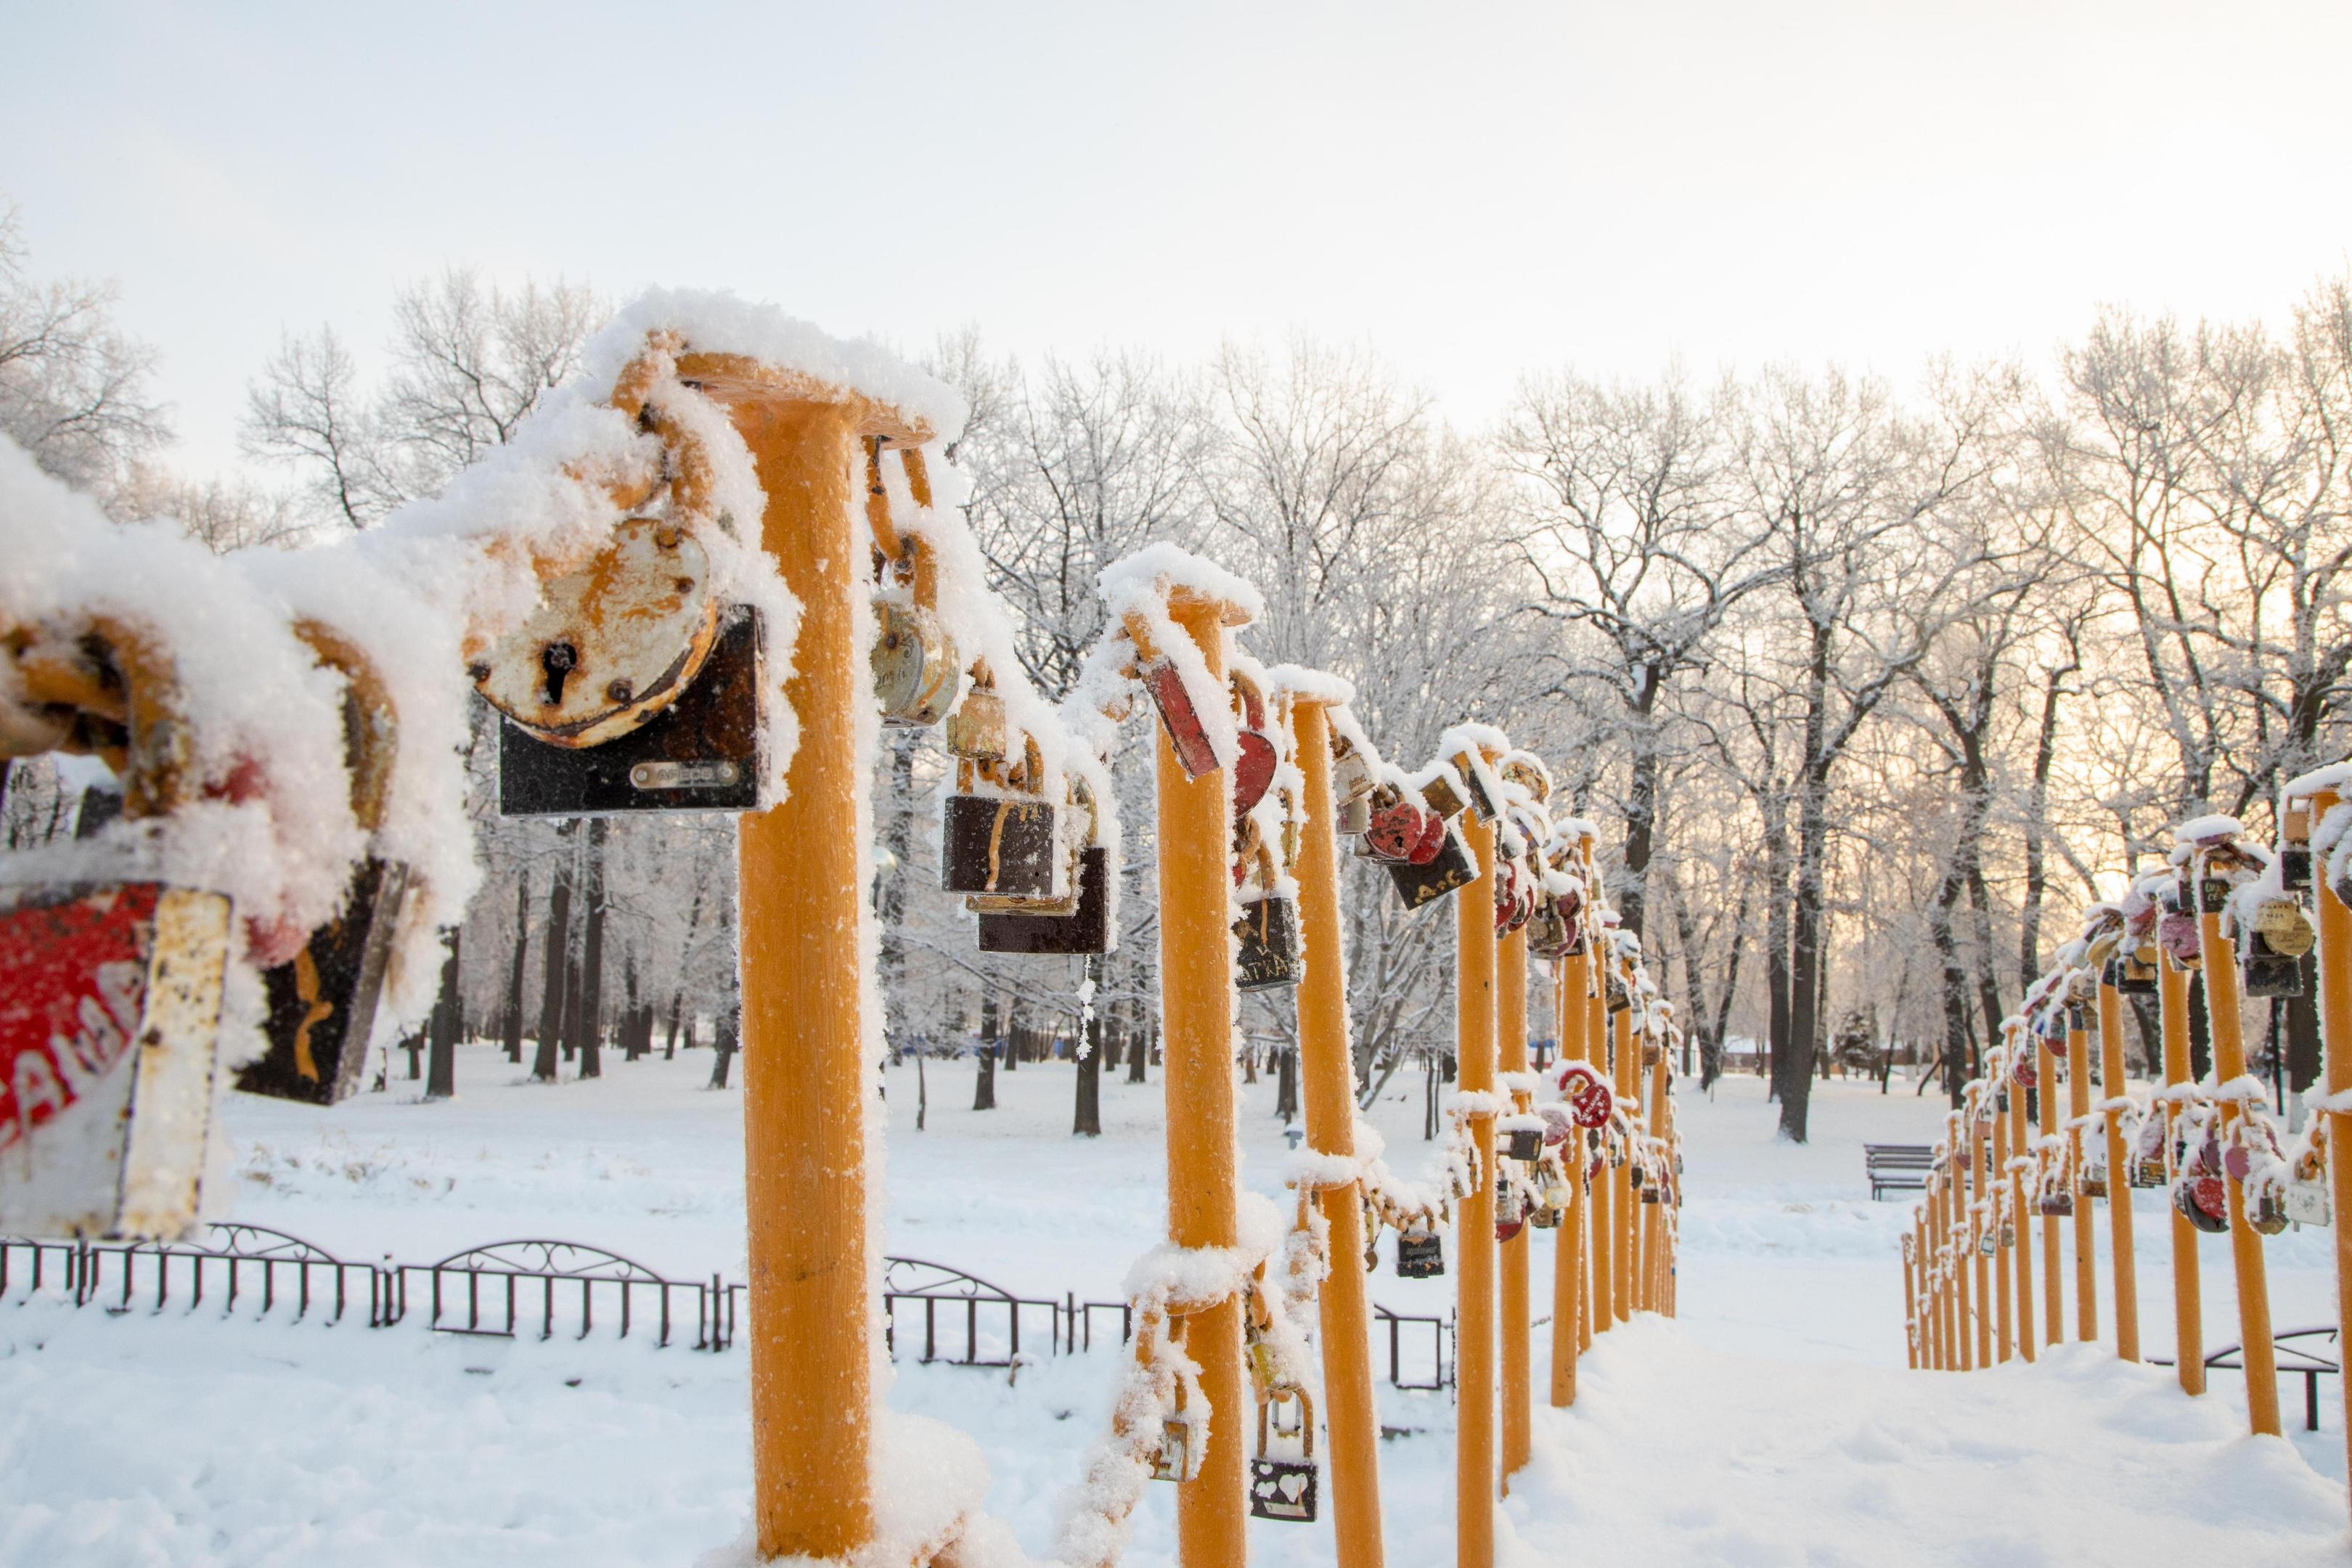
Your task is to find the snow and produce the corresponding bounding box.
[2283,761,2352,801]
[2174,813,2247,847]
[4,1050,2344,1565]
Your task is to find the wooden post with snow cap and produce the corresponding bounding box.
[1612,968,1636,1322]
[1498,901,1532,1485]
[2065,1002,2099,1345]
[667,348,943,1564]
[1946,1112,1974,1371]
[1643,1012,1670,1315]
[2037,1028,2065,1345]
[1287,687,1384,1568]
[2156,941,2205,1395]
[2287,775,2352,1513]
[1967,1082,1993,1368]
[1144,570,1256,1568]
[2189,825,2282,1437]
[1549,934,1588,1406]
[1990,1058,2014,1363]
[1453,801,1500,1568]
[2006,1026,2036,1363]
[1587,931,1614,1339]
[2096,963,2140,1363]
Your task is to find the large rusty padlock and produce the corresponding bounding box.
[943,738,1060,899]
[0,882,232,1239]
[872,599,957,728]
[1233,891,1303,992]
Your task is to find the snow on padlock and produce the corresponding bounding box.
[1248,1387,1318,1524]
[0,882,232,1240]
[1556,1061,1614,1130]
[1395,1228,1445,1278]
[2285,1172,2331,1228]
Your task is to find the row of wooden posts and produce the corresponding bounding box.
[1905,783,2352,1528]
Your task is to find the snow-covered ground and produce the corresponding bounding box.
[1,1045,2345,1564]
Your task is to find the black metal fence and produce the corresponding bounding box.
[0,1228,1455,1387]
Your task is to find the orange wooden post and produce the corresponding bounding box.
[1916,1209,1937,1369]
[1903,1231,1921,1368]
[2096,973,2141,1362]
[1498,911,1532,1486]
[1612,991,1636,1321]
[2298,783,2352,1510]
[1455,809,1499,1568]
[2156,950,2205,1395]
[1157,592,1251,1568]
[1990,1072,2014,1363]
[1645,1040,1668,1314]
[1969,1085,1993,1368]
[1948,1116,1974,1371]
[2065,1010,2099,1344]
[1549,944,1588,1406]
[1934,1169,1957,1368]
[2038,1034,2065,1344]
[706,380,911,1562]
[1586,960,1612,1339]
[2009,1050,2037,1363]
[1291,698,1384,1568]
[2195,864,2282,1437]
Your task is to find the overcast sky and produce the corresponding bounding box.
[7,1,2351,481]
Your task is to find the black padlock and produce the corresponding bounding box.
[498,607,761,816]
[976,845,1109,955]
[2242,952,2303,997]
[1385,822,1474,913]
[2114,947,2158,995]
[2280,844,2314,894]
[942,793,1058,899]
[1503,1126,1542,1162]
[239,857,412,1104]
[1395,1228,1445,1278]
[1233,894,1303,991]
[1248,1389,1318,1524]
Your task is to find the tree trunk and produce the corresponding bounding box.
[2017,661,2070,992]
[1782,757,1832,1143]
[917,1051,928,1132]
[425,928,459,1100]
[1126,997,1148,1083]
[533,824,576,1082]
[1275,1044,1298,1122]
[708,1005,737,1088]
[503,870,530,1064]
[579,819,608,1079]
[1619,667,1663,938]
[1763,799,1793,1106]
[974,995,999,1110]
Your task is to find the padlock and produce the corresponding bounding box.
[2279,799,2314,891]
[944,678,1008,762]
[1977,1228,1997,1258]
[2175,1176,2229,1233]
[1396,1228,1445,1278]
[1331,742,1377,809]
[0,882,233,1240]
[1249,1387,1319,1523]
[2038,1188,2074,1218]
[2198,874,2234,915]
[2286,1172,2332,1228]
[1336,793,1371,836]
[2250,1183,2290,1236]
[1361,786,1425,862]
[941,791,1059,899]
[871,599,957,728]
[1503,1124,1543,1163]
[1416,768,1469,822]
[2157,907,2204,968]
[1557,1061,1613,1129]
[1139,656,1219,780]
[1524,898,1570,960]
[1233,893,1304,992]
[2079,1156,2108,1201]
[1230,672,1278,818]
[976,845,1110,955]
[497,605,762,815]
[1153,1409,1205,1483]
[475,515,723,749]
[2243,952,2303,998]
[1450,750,1499,822]
[2115,945,2159,995]
[1500,752,1551,802]
[241,624,413,1103]
[1494,1187,1527,1242]
[1386,820,1476,913]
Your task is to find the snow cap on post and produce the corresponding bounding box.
[2171,813,2245,850]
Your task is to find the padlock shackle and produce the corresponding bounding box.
[1256,1382,1315,1460]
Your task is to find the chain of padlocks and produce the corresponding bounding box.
[1906,787,2352,1522]
[0,324,1686,1568]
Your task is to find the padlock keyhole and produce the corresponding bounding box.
[541,642,579,706]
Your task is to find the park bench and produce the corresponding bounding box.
[1865,1143,1935,1200]
[2150,1327,2340,1432]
